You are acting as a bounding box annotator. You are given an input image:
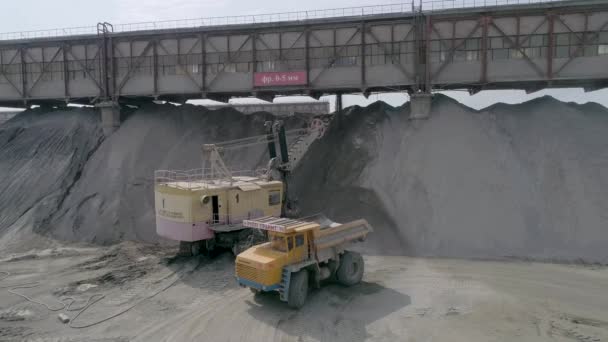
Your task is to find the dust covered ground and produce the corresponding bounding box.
[1,245,607,341]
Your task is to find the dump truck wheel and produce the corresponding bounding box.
[336,251,364,286]
[287,270,308,309]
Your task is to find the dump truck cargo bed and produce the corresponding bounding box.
[313,218,371,247]
[242,215,373,261]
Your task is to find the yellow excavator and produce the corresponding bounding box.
[154,119,326,256]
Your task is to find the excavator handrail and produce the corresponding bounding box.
[154,168,268,189]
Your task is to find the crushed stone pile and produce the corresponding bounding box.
[1,97,607,263]
[294,95,608,262]
[0,108,103,237]
[46,104,307,244]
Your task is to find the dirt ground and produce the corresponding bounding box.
[1,242,607,342]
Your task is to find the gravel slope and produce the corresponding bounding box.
[294,95,608,262]
[0,108,102,239]
[1,97,607,262]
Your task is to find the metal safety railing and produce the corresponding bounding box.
[428,0,567,10]
[207,212,269,227]
[154,168,268,190]
[0,25,99,41]
[419,0,566,11]
[0,0,569,41]
[112,3,412,33]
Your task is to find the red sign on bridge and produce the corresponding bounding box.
[254,71,307,87]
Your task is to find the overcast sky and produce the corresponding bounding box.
[0,0,606,111]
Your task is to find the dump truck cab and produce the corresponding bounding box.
[267,228,311,265]
[236,216,372,308]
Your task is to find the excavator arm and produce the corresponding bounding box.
[201,118,328,217]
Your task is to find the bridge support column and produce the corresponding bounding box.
[96,101,121,136]
[409,93,432,119]
[336,93,343,112]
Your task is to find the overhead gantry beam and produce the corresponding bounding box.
[0,1,605,107]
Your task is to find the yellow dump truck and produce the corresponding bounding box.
[235,215,373,308]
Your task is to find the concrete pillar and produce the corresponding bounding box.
[96,101,120,136]
[409,92,432,119]
[336,93,343,112]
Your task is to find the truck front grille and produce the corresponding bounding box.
[236,262,263,283]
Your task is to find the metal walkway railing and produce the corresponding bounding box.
[154,168,268,190]
[0,0,568,41]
